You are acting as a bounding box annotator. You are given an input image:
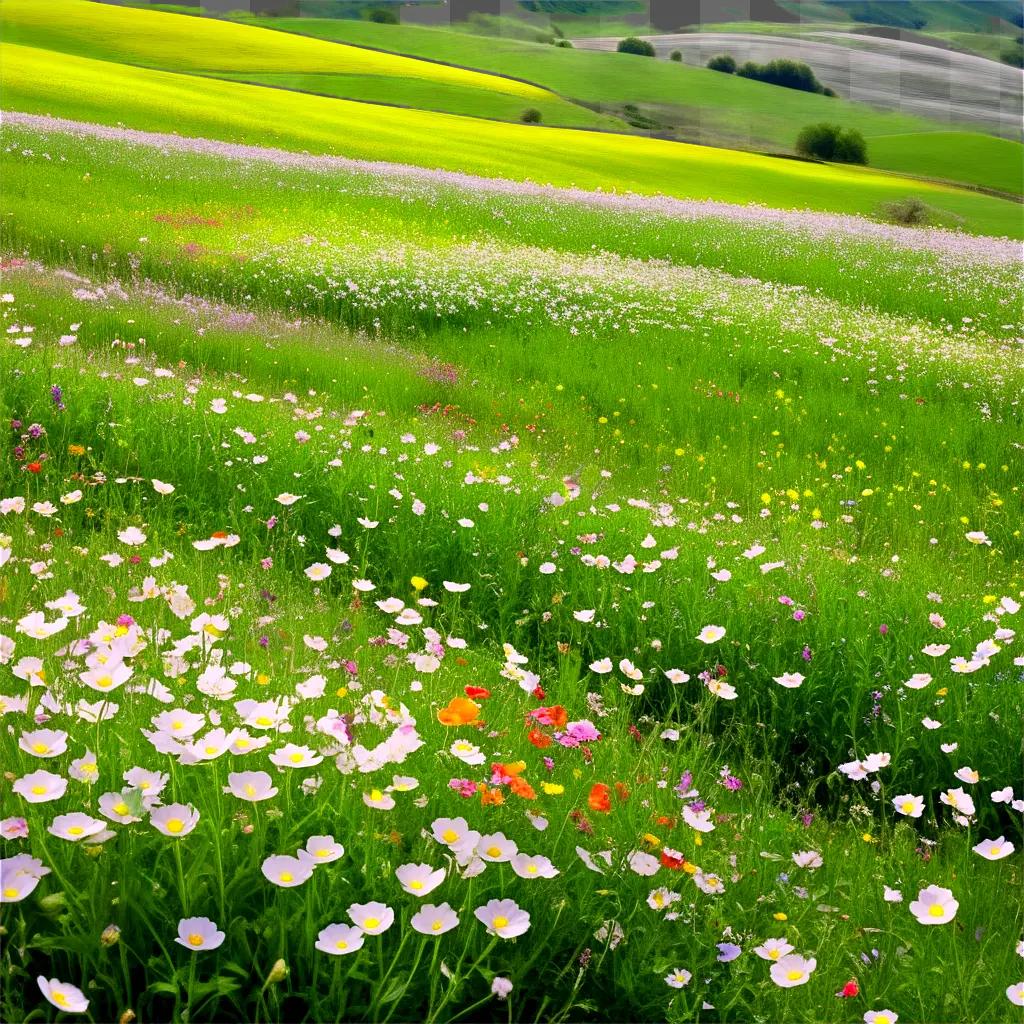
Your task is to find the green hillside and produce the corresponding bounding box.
[226,13,1024,194]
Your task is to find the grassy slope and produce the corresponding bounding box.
[4,42,1021,238]
[870,132,1024,195]
[0,0,614,129]
[227,15,1024,194]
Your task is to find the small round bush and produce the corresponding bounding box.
[554,38,573,48]
[670,49,683,62]
[367,7,398,24]
[520,107,542,124]
[877,197,932,226]
[795,123,868,165]
[706,53,736,73]
[617,37,656,57]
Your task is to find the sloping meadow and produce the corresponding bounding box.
[0,122,1022,1023]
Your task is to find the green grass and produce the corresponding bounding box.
[869,132,1024,196]
[3,41,1021,238]
[1,205,1021,1024]
[225,13,1024,194]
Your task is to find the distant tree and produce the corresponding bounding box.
[737,58,826,94]
[706,53,736,72]
[367,6,398,23]
[520,107,543,124]
[796,123,868,164]
[670,49,683,61]
[617,36,656,56]
[554,38,574,47]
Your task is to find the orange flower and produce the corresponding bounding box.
[437,697,480,727]
[508,776,537,801]
[480,786,505,807]
[527,727,552,750]
[614,782,630,802]
[588,783,611,813]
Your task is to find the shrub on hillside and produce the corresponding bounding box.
[554,38,574,47]
[795,123,868,164]
[617,36,656,56]
[737,58,827,94]
[706,53,736,72]
[670,49,683,61]
[1001,43,1024,67]
[367,6,398,24]
[876,196,934,226]
[520,107,543,124]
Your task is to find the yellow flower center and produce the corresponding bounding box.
[492,916,508,930]
[97,677,113,688]
[165,818,184,834]
[364,917,379,929]
[335,940,348,950]
[769,950,780,960]
[53,992,69,1006]
[280,872,293,883]
[244,785,256,796]
[256,716,272,726]
[205,746,219,755]
[901,801,915,812]
[442,829,457,843]
[486,846,501,858]
[928,904,945,918]
[31,743,49,754]
[289,752,304,764]
[31,786,47,795]
[410,880,423,890]
[3,887,19,898]
[68,826,84,836]
[526,865,538,874]
[113,803,129,815]
[188,934,204,947]
[786,970,804,981]
[431,920,443,932]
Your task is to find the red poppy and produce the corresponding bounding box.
[464,685,490,699]
[531,685,546,700]
[27,462,42,474]
[839,980,859,999]
[660,850,687,870]
[588,783,611,813]
[615,782,630,802]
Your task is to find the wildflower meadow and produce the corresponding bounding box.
[0,3,1022,1023]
